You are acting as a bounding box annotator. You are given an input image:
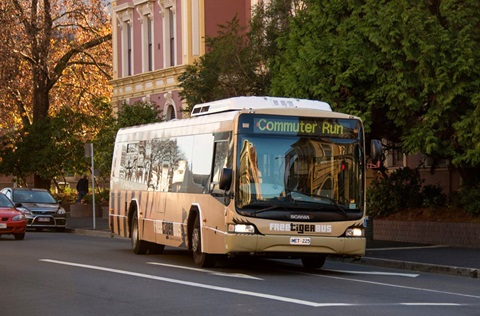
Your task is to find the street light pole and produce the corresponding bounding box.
[85,143,96,229]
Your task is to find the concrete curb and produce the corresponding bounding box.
[331,256,479,279]
[65,228,116,239]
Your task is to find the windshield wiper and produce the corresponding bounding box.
[309,194,350,218]
[288,191,349,218]
[240,199,290,215]
[251,204,289,215]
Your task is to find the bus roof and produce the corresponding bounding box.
[116,97,358,142]
[191,96,331,116]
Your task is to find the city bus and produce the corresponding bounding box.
[109,96,380,268]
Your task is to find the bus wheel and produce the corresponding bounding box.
[192,215,216,268]
[131,213,148,254]
[301,255,326,269]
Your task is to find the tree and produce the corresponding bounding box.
[178,1,299,111]
[178,16,259,111]
[270,0,480,187]
[0,97,112,189]
[0,0,112,188]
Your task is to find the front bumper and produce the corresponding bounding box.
[27,216,67,228]
[224,234,366,257]
[0,221,27,235]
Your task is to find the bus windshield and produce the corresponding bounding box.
[235,115,364,214]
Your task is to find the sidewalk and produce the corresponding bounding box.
[65,216,480,278]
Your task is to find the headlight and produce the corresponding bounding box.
[57,208,66,215]
[12,214,25,221]
[345,227,364,237]
[16,207,31,215]
[228,224,255,234]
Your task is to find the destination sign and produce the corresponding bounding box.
[241,115,360,138]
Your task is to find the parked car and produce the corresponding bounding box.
[0,188,67,231]
[0,192,26,240]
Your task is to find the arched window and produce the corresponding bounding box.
[165,104,176,120]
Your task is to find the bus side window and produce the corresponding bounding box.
[211,141,229,195]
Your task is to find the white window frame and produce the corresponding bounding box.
[158,0,176,67]
[115,3,135,77]
[135,0,155,72]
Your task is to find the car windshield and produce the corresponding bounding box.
[13,191,57,204]
[0,194,14,207]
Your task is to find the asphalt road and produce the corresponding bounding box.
[1,232,479,316]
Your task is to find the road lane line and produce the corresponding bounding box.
[401,303,461,306]
[302,271,480,299]
[39,259,333,307]
[367,245,448,251]
[39,259,477,307]
[323,269,419,278]
[146,262,263,280]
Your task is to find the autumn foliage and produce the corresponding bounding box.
[0,0,112,187]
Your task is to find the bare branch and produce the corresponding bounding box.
[72,51,112,80]
[50,33,112,89]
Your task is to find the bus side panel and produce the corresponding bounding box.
[159,193,228,253]
[153,192,188,249]
[109,189,132,238]
[189,195,229,254]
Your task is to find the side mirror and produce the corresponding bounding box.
[370,139,382,163]
[219,168,233,191]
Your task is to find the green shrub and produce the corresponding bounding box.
[52,188,77,204]
[367,167,424,217]
[421,184,447,208]
[366,178,395,217]
[83,188,110,205]
[451,186,480,216]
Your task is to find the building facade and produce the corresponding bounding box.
[111,0,257,119]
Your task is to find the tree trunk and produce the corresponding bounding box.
[32,64,51,188]
[34,174,51,190]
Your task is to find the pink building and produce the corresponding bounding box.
[111,0,257,119]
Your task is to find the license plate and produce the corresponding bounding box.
[290,237,311,245]
[38,217,51,222]
[0,223,6,229]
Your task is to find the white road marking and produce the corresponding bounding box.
[324,269,419,278]
[39,259,476,307]
[366,245,448,251]
[146,262,263,280]
[39,259,324,307]
[303,271,480,299]
[400,303,461,306]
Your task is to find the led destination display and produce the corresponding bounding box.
[240,115,360,138]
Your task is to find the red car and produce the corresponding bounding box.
[0,192,26,240]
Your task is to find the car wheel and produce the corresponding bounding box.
[14,233,25,240]
[301,255,326,269]
[192,215,216,268]
[131,213,148,254]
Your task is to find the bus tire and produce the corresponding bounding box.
[131,213,148,254]
[301,255,326,269]
[192,215,216,268]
